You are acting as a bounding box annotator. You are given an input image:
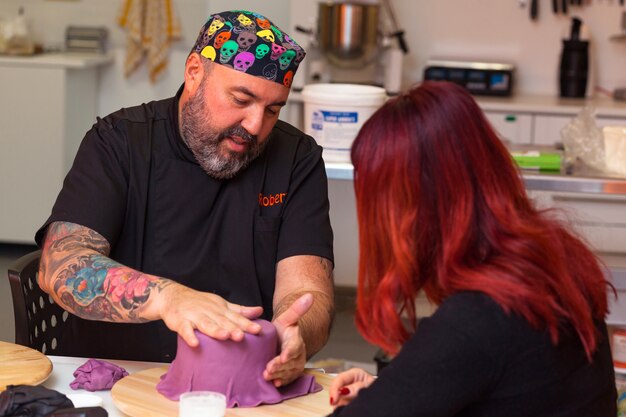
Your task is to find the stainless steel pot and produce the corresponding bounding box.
[317,2,381,68]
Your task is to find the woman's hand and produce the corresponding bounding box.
[328,367,376,408]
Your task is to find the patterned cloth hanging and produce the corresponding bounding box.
[118,0,182,83]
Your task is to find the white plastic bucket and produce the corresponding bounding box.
[301,83,387,162]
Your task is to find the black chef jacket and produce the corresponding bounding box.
[35,87,334,362]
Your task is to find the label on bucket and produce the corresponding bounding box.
[320,111,358,124]
[310,110,360,151]
[312,110,359,133]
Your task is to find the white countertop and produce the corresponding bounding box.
[0,52,113,69]
[42,356,345,416]
[43,355,165,417]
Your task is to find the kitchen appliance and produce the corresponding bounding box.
[66,26,108,53]
[317,2,380,68]
[296,1,408,95]
[423,59,515,97]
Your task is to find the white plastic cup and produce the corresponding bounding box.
[302,83,387,163]
[179,391,226,417]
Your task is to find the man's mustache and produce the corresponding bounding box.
[219,125,257,144]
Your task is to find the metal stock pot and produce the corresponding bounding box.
[317,2,381,68]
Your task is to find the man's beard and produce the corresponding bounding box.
[180,83,268,180]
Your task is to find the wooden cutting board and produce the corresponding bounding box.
[0,341,53,391]
[111,367,334,417]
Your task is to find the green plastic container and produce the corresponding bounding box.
[510,151,562,172]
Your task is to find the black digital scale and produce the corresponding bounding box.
[423,60,515,97]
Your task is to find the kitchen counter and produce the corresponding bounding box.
[286,90,626,154]
[326,159,626,325]
[0,51,112,243]
[0,51,113,68]
[474,94,626,118]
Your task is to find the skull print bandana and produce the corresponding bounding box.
[191,10,306,88]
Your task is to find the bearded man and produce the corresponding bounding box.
[35,10,334,388]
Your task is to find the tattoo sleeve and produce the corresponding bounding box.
[39,221,172,323]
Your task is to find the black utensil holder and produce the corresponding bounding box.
[559,40,589,98]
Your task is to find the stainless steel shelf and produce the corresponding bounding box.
[325,161,626,325]
[325,162,626,196]
[523,172,626,195]
[325,162,355,181]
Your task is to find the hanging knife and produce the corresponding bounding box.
[553,0,559,13]
[530,0,539,19]
[562,0,568,14]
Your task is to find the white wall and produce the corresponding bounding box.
[290,0,626,96]
[289,0,626,286]
[0,0,289,117]
[3,1,624,118]
[2,0,626,286]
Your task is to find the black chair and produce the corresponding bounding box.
[8,250,69,355]
[8,250,171,361]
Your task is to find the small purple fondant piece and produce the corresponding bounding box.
[156,319,322,407]
[70,359,129,391]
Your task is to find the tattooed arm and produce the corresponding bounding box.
[38,221,263,346]
[263,255,335,387]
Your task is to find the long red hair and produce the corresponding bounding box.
[352,81,612,358]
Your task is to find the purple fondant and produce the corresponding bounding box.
[156,319,321,407]
[70,359,129,391]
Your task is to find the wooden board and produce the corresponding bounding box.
[0,341,53,391]
[111,367,334,417]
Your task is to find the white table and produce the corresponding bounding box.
[44,355,165,417]
[42,356,351,416]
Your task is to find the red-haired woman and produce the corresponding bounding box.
[327,81,617,416]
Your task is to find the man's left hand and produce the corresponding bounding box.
[263,293,313,387]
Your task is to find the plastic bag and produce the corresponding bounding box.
[0,385,73,417]
[560,105,606,172]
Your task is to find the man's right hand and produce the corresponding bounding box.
[155,280,264,347]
